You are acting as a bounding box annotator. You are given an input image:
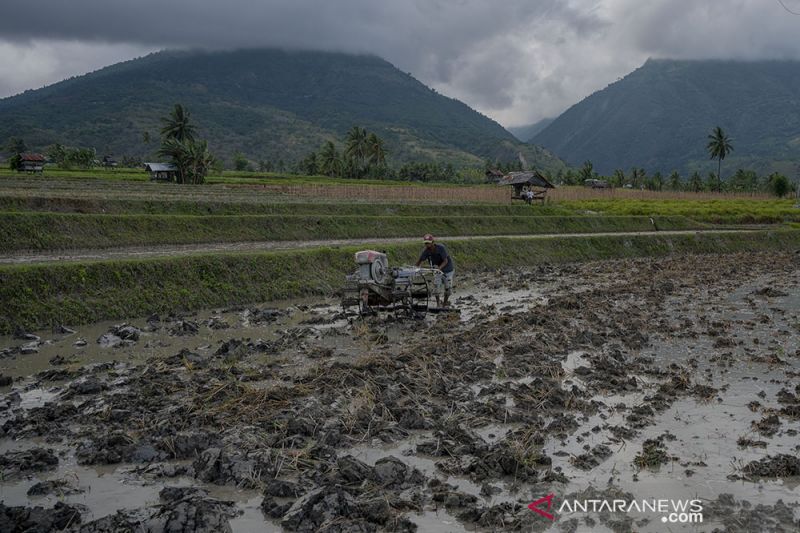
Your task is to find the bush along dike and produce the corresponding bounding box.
[1,229,799,334]
[0,212,708,251]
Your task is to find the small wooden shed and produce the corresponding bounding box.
[144,162,178,181]
[498,171,555,203]
[18,153,45,173]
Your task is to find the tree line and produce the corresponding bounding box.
[3,122,796,194]
[4,137,99,170]
[1,103,216,183]
[556,163,793,197]
[294,126,387,179]
[554,127,794,197]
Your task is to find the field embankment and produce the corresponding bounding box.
[0,212,707,252]
[0,195,564,216]
[2,229,799,334]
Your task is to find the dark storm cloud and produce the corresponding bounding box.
[0,1,600,81]
[1,1,800,125]
[0,1,602,110]
[614,0,800,61]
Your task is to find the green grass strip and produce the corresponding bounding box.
[1,229,798,334]
[0,195,574,216]
[0,213,705,251]
[0,169,485,187]
[561,198,800,224]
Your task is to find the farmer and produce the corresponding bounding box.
[416,233,454,307]
[524,189,534,205]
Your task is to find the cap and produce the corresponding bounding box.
[423,233,434,243]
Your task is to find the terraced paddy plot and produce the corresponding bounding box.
[1,173,799,333]
[561,198,800,224]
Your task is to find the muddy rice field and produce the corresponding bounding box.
[1,251,799,532]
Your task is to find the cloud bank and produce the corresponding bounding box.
[1,0,799,126]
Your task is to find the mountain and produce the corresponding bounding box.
[508,118,554,142]
[532,59,800,176]
[0,48,564,172]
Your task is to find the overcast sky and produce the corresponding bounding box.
[1,0,799,127]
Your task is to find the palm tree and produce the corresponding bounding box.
[184,139,215,184]
[158,137,188,183]
[366,133,387,167]
[161,104,196,143]
[158,137,213,184]
[611,169,625,187]
[319,141,342,177]
[688,171,703,192]
[668,171,681,191]
[579,160,594,182]
[344,126,368,174]
[706,172,719,192]
[706,126,733,192]
[651,171,663,191]
[630,167,646,189]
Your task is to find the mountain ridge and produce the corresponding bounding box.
[531,58,800,176]
[0,48,565,173]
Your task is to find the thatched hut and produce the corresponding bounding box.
[497,171,555,202]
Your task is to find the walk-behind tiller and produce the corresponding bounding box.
[341,250,443,317]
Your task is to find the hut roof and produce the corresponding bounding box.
[144,162,178,172]
[498,171,555,189]
[20,153,45,162]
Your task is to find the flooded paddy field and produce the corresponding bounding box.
[1,252,799,532]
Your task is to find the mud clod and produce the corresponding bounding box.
[192,447,275,488]
[372,456,424,488]
[0,501,82,532]
[0,447,59,479]
[280,485,382,532]
[742,454,800,478]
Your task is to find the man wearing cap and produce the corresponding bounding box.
[416,234,454,307]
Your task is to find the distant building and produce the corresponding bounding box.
[18,153,45,173]
[584,178,610,189]
[498,170,555,202]
[144,162,178,181]
[102,155,118,168]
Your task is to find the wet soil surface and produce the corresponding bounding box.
[1,251,799,532]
